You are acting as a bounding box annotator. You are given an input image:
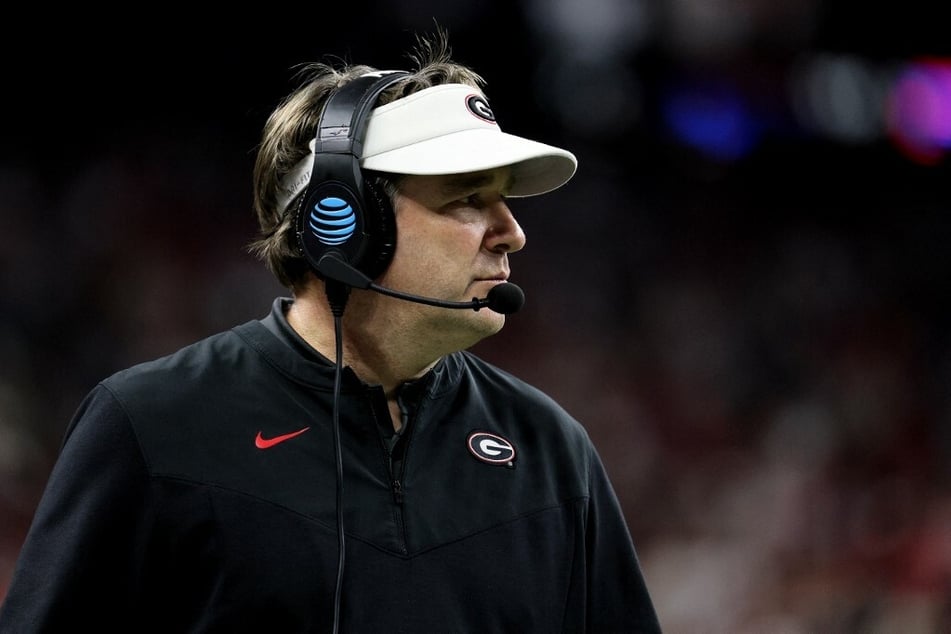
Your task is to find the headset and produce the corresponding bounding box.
[290,68,524,634]
[293,70,410,282]
[291,70,410,634]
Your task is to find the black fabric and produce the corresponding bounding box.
[0,299,661,633]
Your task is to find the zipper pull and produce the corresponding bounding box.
[392,479,404,505]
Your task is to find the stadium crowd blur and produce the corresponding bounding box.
[2,2,949,631]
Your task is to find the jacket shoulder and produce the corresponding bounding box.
[453,351,592,446]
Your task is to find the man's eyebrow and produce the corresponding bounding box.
[438,171,515,196]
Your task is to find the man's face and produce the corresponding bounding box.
[374,166,526,348]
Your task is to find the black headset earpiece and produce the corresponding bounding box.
[295,70,410,281]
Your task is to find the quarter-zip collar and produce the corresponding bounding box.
[234,297,464,401]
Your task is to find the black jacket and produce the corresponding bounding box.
[0,299,660,633]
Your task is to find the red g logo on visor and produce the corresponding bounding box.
[466,95,496,123]
[467,431,515,465]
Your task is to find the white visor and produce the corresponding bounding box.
[277,83,577,213]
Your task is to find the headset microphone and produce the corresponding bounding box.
[316,252,525,315]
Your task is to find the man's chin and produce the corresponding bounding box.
[432,308,506,352]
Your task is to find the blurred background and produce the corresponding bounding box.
[2,1,949,631]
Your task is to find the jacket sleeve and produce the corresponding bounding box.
[0,383,152,631]
[585,447,663,632]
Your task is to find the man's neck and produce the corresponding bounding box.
[285,283,440,397]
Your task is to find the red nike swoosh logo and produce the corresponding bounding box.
[255,427,311,449]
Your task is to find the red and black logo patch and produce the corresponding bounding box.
[466,94,497,124]
[467,431,516,466]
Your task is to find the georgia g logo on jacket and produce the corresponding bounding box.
[467,431,516,467]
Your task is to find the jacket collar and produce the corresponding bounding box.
[232,297,464,399]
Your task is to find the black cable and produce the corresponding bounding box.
[326,280,351,634]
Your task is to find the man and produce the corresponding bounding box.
[0,31,661,632]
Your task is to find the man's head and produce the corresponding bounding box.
[250,30,576,294]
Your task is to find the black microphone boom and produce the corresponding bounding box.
[316,253,525,315]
